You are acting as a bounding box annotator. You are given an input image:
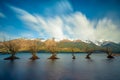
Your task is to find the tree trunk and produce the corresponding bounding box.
[30,53,39,60]
[106,51,114,58]
[86,52,92,59]
[48,53,59,59]
[107,55,114,58]
[4,52,19,60]
[107,53,114,58]
[72,53,76,59]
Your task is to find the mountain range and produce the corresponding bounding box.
[0,38,120,53]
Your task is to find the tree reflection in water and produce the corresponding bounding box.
[0,53,120,80]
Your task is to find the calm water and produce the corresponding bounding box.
[0,53,120,80]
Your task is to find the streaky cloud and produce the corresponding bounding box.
[8,5,120,42]
[0,12,6,18]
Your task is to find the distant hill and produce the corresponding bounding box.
[0,38,120,53]
[100,41,120,53]
[57,39,101,52]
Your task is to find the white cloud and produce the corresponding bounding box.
[55,0,73,13]
[45,16,66,39]
[0,12,6,18]
[95,18,120,42]
[9,5,67,40]
[0,32,7,41]
[9,6,38,23]
[62,12,95,41]
[44,0,73,16]
[0,32,16,41]
[19,32,35,39]
[9,5,120,42]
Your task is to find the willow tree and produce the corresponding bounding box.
[28,39,42,60]
[71,41,76,59]
[85,43,94,59]
[2,39,22,60]
[45,38,59,59]
[71,48,76,59]
[105,47,114,58]
[85,48,94,59]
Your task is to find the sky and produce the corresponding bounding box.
[0,0,120,42]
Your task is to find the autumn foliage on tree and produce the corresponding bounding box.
[27,39,42,60]
[104,47,114,58]
[44,38,59,59]
[2,39,22,60]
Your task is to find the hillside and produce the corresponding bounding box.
[0,38,120,53]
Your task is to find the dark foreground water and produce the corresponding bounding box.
[0,53,120,80]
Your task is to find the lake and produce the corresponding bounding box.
[0,53,120,80]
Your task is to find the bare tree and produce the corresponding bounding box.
[71,48,76,59]
[105,47,114,58]
[2,39,21,60]
[45,38,59,59]
[28,39,42,60]
[71,41,76,59]
[85,48,93,59]
[85,44,94,59]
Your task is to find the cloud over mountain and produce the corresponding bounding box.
[0,0,119,43]
[9,4,120,42]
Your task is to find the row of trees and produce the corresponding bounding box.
[1,38,58,60]
[0,38,114,61]
[85,47,114,59]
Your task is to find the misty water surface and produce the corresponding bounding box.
[0,53,120,80]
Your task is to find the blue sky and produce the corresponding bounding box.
[0,0,120,42]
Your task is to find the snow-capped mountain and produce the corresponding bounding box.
[99,41,120,52]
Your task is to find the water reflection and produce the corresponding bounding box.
[106,58,115,62]
[0,61,17,80]
[86,58,94,63]
[0,53,120,80]
[24,60,40,80]
[44,59,63,80]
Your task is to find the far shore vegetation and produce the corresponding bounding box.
[0,38,119,60]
